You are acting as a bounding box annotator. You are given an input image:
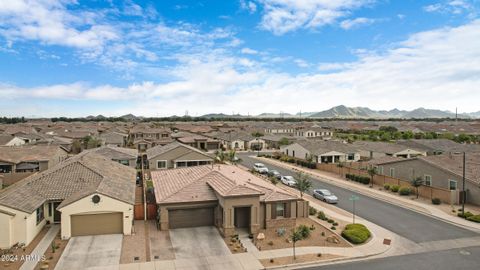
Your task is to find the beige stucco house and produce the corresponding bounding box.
[151,165,309,237]
[88,145,138,168]
[146,141,214,170]
[281,140,361,164]
[0,152,136,248]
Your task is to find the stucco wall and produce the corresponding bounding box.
[58,193,133,239]
[148,146,212,169]
[280,144,311,160]
[0,205,32,248]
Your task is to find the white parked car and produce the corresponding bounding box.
[313,189,338,204]
[281,176,297,186]
[253,163,269,174]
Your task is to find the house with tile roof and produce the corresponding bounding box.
[281,140,361,164]
[0,152,136,248]
[352,141,427,159]
[151,164,309,236]
[146,141,214,170]
[0,134,25,146]
[374,153,480,206]
[87,145,138,168]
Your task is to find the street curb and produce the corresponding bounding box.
[255,156,480,233]
[262,242,392,270]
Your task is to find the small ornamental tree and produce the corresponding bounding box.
[410,177,424,199]
[294,172,312,198]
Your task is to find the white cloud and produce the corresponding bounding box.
[424,0,478,17]
[240,1,257,14]
[340,17,377,30]
[2,20,480,116]
[294,59,309,68]
[241,47,259,54]
[255,0,375,35]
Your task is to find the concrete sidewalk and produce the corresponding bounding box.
[255,156,480,232]
[20,225,60,270]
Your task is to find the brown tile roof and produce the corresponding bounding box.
[0,145,66,164]
[87,146,138,161]
[146,141,213,160]
[0,152,136,213]
[151,165,299,205]
[0,134,16,145]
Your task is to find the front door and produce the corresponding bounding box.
[53,202,61,223]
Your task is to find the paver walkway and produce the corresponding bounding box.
[20,225,60,270]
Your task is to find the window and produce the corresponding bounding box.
[199,161,210,165]
[157,160,167,169]
[390,168,395,177]
[176,161,186,167]
[347,153,355,161]
[449,180,457,190]
[48,203,52,217]
[424,175,432,186]
[118,160,130,166]
[276,203,285,218]
[286,149,289,155]
[379,166,384,175]
[36,206,44,224]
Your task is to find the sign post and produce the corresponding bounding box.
[349,195,360,224]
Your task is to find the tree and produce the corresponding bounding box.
[269,176,279,185]
[290,229,303,260]
[215,149,226,163]
[294,172,312,198]
[367,167,377,188]
[227,149,241,165]
[410,177,424,199]
[379,126,398,133]
[251,131,264,138]
[279,137,290,146]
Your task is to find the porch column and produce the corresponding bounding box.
[159,206,169,230]
[250,204,260,234]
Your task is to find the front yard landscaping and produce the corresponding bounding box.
[260,253,342,267]
[341,224,371,244]
[223,234,247,254]
[35,232,68,270]
[1,226,48,270]
[253,218,350,251]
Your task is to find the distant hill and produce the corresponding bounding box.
[256,113,294,118]
[200,113,247,118]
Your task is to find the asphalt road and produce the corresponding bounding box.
[304,246,480,270]
[239,153,478,243]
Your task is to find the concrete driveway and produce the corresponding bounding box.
[55,234,122,270]
[169,226,230,259]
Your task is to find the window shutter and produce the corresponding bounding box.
[285,202,291,218]
[271,203,277,219]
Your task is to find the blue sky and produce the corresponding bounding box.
[0,0,479,117]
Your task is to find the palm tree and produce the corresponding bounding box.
[410,177,424,199]
[215,149,226,163]
[227,149,242,165]
[294,172,312,198]
[367,166,377,188]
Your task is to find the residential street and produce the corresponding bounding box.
[238,153,478,244]
[304,246,480,270]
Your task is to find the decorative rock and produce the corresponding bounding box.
[257,233,265,240]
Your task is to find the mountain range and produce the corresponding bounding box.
[201,105,479,119]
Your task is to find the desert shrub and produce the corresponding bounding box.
[390,185,400,193]
[317,211,327,221]
[309,206,318,216]
[467,215,480,223]
[327,219,334,224]
[297,224,311,239]
[399,187,411,196]
[383,184,390,190]
[332,222,339,226]
[341,224,371,244]
[276,228,286,237]
[458,211,474,218]
[330,226,336,230]
[432,198,441,205]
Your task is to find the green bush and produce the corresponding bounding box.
[341,224,371,244]
[432,198,441,205]
[297,224,311,238]
[309,206,318,216]
[317,211,327,221]
[390,185,400,193]
[332,222,338,226]
[467,215,480,223]
[458,211,474,218]
[327,219,334,224]
[383,184,390,190]
[399,187,411,196]
[330,226,336,230]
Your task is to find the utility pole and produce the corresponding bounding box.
[462,152,466,215]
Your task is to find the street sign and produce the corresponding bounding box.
[349,195,359,201]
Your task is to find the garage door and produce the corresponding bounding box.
[71,212,123,237]
[169,207,214,229]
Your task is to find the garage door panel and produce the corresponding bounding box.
[169,208,214,229]
[71,213,123,237]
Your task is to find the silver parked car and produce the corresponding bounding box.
[313,189,338,204]
[281,175,297,186]
[268,170,281,179]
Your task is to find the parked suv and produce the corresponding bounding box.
[281,175,297,186]
[253,163,269,174]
